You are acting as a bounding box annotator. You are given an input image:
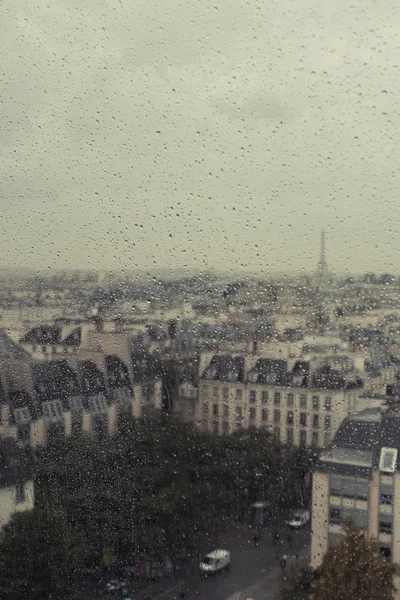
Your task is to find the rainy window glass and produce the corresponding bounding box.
[1,0,398,597]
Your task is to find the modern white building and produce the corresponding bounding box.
[311,407,400,597]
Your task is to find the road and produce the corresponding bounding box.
[139,525,310,600]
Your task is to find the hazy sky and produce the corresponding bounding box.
[1,0,400,275]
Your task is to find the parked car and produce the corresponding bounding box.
[106,579,128,595]
[286,509,310,528]
[199,550,230,575]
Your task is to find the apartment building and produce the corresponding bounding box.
[193,353,360,447]
[311,408,400,596]
[0,347,162,448]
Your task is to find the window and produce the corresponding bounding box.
[92,414,108,441]
[330,508,341,524]
[223,404,229,418]
[262,391,268,403]
[300,412,307,427]
[287,411,294,424]
[274,409,280,424]
[203,403,209,416]
[313,414,319,428]
[89,394,108,414]
[223,388,229,400]
[262,409,268,422]
[14,407,31,426]
[380,493,393,505]
[300,394,307,408]
[274,392,281,406]
[287,428,293,445]
[213,404,219,416]
[380,547,392,560]
[379,521,393,535]
[312,431,319,446]
[15,482,25,504]
[325,415,331,429]
[379,448,398,473]
[312,395,319,410]
[300,430,307,447]
[250,390,256,403]
[249,407,256,421]
[236,406,243,420]
[113,388,131,404]
[69,396,83,412]
[273,427,280,441]
[236,389,243,400]
[71,413,82,436]
[324,431,331,446]
[42,400,64,422]
[330,476,369,501]
[287,393,294,406]
[324,397,332,411]
[18,425,30,446]
[213,387,218,398]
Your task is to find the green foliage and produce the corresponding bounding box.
[0,507,88,600]
[19,414,314,594]
[276,562,314,600]
[313,522,398,600]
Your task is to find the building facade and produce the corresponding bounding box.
[0,328,163,448]
[177,353,360,448]
[311,409,400,596]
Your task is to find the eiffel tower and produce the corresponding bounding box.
[316,230,329,281]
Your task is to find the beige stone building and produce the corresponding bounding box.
[177,353,360,448]
[0,326,163,449]
[311,408,400,596]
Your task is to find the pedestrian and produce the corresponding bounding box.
[253,533,259,547]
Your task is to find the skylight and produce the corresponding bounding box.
[379,447,398,473]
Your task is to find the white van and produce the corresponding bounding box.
[199,550,230,574]
[286,509,310,529]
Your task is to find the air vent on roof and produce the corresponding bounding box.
[379,447,398,474]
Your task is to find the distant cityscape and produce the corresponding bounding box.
[0,232,399,596]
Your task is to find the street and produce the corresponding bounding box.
[139,525,310,600]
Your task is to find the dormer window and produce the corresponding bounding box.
[379,448,397,474]
[14,407,31,426]
[89,394,108,414]
[43,400,64,422]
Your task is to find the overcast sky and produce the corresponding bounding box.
[1,0,399,275]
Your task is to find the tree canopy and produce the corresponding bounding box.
[313,522,398,600]
[0,413,316,599]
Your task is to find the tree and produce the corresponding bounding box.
[0,507,88,600]
[313,522,398,600]
[276,562,314,600]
